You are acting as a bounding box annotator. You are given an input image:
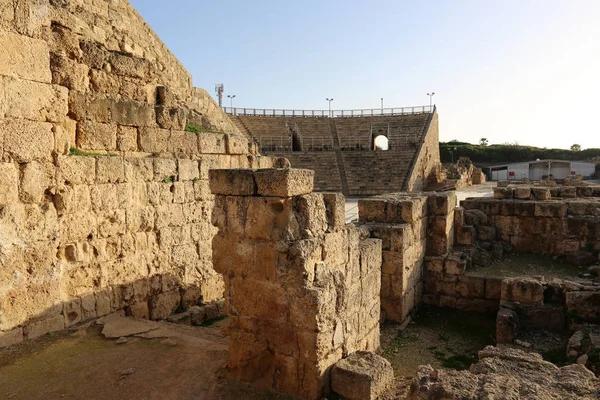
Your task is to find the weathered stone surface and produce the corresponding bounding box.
[501,277,544,305]
[409,346,600,400]
[566,291,600,322]
[3,78,68,122]
[331,351,394,400]
[532,187,551,200]
[2,119,54,162]
[0,31,51,83]
[0,328,23,348]
[209,169,256,195]
[493,187,513,199]
[0,162,19,205]
[76,121,117,150]
[254,169,314,197]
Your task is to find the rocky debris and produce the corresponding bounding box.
[165,301,226,327]
[408,346,600,399]
[115,337,129,345]
[330,351,394,400]
[496,307,519,344]
[97,314,161,339]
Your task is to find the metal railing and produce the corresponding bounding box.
[258,136,335,152]
[224,105,433,117]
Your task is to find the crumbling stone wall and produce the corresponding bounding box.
[210,169,382,399]
[461,186,600,257]
[0,0,276,346]
[358,194,430,322]
[405,111,441,191]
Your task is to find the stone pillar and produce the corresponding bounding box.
[358,193,429,323]
[209,169,382,399]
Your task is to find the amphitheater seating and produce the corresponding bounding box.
[231,112,433,195]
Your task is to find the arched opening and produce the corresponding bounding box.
[373,135,389,151]
[291,131,303,151]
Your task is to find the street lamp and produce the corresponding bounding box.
[381,97,384,112]
[449,146,457,164]
[326,98,334,117]
[427,92,435,109]
[227,94,236,109]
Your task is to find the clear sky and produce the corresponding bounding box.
[130,0,600,150]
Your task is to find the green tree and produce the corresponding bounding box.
[479,138,489,146]
[571,144,582,151]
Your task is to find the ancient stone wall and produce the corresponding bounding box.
[210,169,382,399]
[405,111,440,191]
[461,186,600,256]
[357,194,430,322]
[0,0,275,346]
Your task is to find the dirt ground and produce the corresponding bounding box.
[470,252,584,279]
[0,319,293,400]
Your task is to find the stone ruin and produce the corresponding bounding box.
[1,1,600,399]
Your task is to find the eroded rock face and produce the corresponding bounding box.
[409,346,600,399]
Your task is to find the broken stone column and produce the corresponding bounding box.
[210,169,382,399]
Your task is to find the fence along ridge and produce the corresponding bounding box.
[223,105,433,117]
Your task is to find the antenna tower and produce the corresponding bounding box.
[215,84,224,107]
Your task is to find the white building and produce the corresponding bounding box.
[488,160,596,181]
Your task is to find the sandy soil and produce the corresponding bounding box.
[0,320,292,400]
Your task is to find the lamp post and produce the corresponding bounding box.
[449,146,457,164]
[427,92,435,109]
[227,94,236,109]
[326,98,334,117]
[381,97,383,113]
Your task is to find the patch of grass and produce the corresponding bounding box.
[162,176,174,184]
[69,147,115,157]
[200,315,227,327]
[184,123,226,134]
[192,177,199,184]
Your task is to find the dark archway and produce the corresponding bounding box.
[292,131,303,151]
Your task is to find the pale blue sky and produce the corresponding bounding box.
[131,0,600,149]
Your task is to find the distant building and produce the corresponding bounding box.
[487,160,595,181]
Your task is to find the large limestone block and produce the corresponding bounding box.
[0,31,51,83]
[331,351,394,400]
[0,162,19,205]
[494,187,514,199]
[96,157,125,183]
[566,291,600,321]
[225,134,248,155]
[501,277,544,305]
[209,169,256,196]
[358,198,386,223]
[2,118,54,162]
[3,78,68,122]
[56,156,96,184]
[198,132,226,154]
[428,192,458,216]
[532,187,551,200]
[534,202,567,218]
[19,161,53,203]
[322,192,346,230]
[254,169,314,197]
[50,52,90,92]
[76,121,117,150]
